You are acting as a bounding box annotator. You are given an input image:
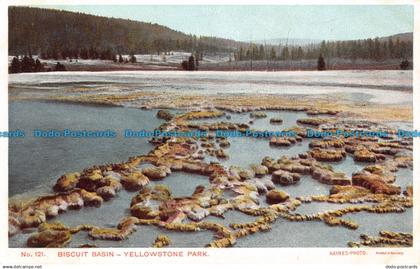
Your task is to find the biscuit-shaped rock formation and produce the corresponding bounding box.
[266,190,290,204]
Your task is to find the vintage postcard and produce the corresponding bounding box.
[1,1,418,268]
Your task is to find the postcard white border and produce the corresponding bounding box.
[0,0,419,267]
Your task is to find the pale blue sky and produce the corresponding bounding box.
[34,5,413,41]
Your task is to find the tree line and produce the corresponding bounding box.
[234,37,412,61]
[8,6,412,69]
[39,46,140,62]
[9,55,66,73]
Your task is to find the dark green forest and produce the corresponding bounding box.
[9,6,241,58]
[9,6,413,63]
[235,37,413,62]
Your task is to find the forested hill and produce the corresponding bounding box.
[9,6,413,64]
[9,6,242,56]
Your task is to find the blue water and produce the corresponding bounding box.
[8,100,413,248]
[9,101,163,197]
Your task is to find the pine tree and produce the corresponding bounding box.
[281,46,289,60]
[297,46,304,60]
[188,54,195,70]
[270,47,277,60]
[21,55,33,72]
[195,52,199,67]
[238,47,244,61]
[317,54,326,71]
[34,58,43,72]
[259,45,264,60]
[54,62,66,71]
[181,60,188,70]
[388,37,395,58]
[10,57,21,73]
